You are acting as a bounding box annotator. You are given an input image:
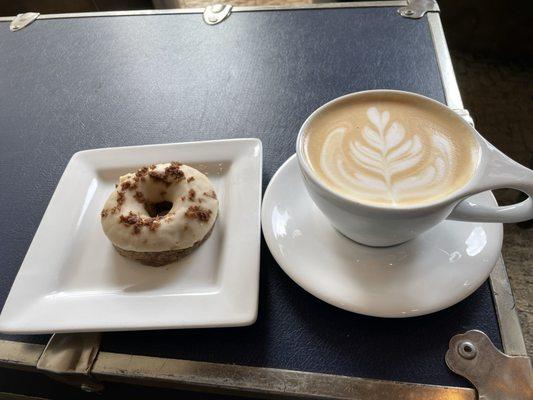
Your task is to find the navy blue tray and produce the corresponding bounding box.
[0,5,501,393]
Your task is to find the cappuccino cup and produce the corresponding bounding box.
[296,90,533,246]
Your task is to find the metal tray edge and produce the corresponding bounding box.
[0,339,475,399]
[0,2,408,22]
[427,12,527,358]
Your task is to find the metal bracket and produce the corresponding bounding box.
[203,4,232,25]
[37,333,104,393]
[10,12,39,31]
[398,0,439,19]
[446,330,533,400]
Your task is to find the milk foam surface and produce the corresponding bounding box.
[303,94,480,207]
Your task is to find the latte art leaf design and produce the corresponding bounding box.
[319,107,455,205]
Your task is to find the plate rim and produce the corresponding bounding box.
[0,138,263,333]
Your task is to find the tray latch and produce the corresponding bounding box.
[203,4,232,25]
[204,4,233,25]
[398,0,439,19]
[10,12,40,32]
[446,330,533,400]
[37,333,104,393]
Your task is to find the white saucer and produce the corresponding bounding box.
[262,155,503,318]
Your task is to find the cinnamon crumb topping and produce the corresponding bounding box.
[164,212,175,222]
[116,191,125,207]
[148,170,167,183]
[119,211,165,234]
[119,212,140,225]
[110,163,205,232]
[135,166,149,178]
[204,190,217,200]
[133,191,145,203]
[120,181,132,191]
[148,221,161,231]
[166,162,185,180]
[142,162,186,186]
[185,205,212,222]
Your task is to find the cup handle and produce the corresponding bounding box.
[448,144,533,223]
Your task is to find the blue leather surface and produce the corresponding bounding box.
[0,7,501,390]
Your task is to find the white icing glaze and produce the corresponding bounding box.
[318,107,467,206]
[101,163,218,252]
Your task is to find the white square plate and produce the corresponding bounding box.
[0,138,262,333]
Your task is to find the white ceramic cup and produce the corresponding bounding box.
[296,90,533,246]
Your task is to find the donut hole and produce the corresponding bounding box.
[144,201,173,217]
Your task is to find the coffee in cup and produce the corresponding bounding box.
[296,90,533,246]
[301,92,480,207]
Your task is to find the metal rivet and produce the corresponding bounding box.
[403,9,414,16]
[203,4,231,25]
[458,341,477,359]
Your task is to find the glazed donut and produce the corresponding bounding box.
[100,162,218,266]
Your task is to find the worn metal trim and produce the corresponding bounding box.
[91,352,477,399]
[0,2,407,22]
[36,333,103,392]
[203,4,232,25]
[0,340,43,372]
[9,12,40,31]
[427,12,527,358]
[426,12,463,110]
[445,330,532,398]
[0,392,50,400]
[0,341,475,399]
[398,0,439,19]
[490,257,528,356]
